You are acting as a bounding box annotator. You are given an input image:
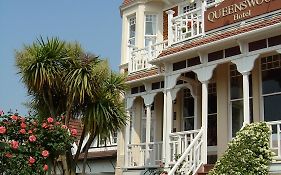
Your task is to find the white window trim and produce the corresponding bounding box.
[144,13,157,47]
[128,14,136,46]
[259,55,281,122]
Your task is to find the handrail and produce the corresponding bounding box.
[168,128,204,175]
[172,8,202,21]
[170,129,200,136]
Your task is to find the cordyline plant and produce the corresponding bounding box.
[0,114,76,175]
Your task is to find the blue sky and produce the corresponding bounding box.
[0,0,123,115]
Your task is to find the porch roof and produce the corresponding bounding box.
[158,15,281,58]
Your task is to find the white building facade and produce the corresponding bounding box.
[116,0,281,174]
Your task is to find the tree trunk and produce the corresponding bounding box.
[82,134,95,175]
[61,155,70,175]
[74,126,86,162]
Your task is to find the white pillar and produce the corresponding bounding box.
[201,81,208,164]
[125,110,131,167]
[242,72,250,125]
[165,89,173,167]
[162,90,167,163]
[166,10,175,46]
[145,104,152,165]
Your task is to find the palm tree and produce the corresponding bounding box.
[64,56,127,174]
[16,37,128,175]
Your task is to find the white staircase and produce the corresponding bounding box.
[168,128,204,175]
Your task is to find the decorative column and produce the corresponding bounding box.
[142,93,156,166]
[162,90,167,163]
[165,89,173,164]
[232,54,259,125]
[124,97,135,167]
[201,81,208,164]
[162,73,181,170]
[242,72,250,125]
[194,65,216,164]
[166,10,175,46]
[124,109,131,167]
[145,104,152,165]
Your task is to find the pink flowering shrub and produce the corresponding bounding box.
[0,114,75,175]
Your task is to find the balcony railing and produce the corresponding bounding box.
[169,129,201,163]
[128,41,168,73]
[267,121,281,161]
[127,141,163,168]
[172,8,203,44]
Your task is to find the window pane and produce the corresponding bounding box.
[262,68,281,94]
[184,118,194,131]
[183,97,194,117]
[232,100,243,137]
[264,94,281,122]
[144,37,156,46]
[145,15,156,37]
[208,114,217,146]
[129,24,135,38]
[208,93,217,114]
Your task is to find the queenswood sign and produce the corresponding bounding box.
[204,0,281,31]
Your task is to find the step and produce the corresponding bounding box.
[196,164,214,175]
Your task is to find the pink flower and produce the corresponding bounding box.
[71,129,78,136]
[5,153,13,158]
[47,117,54,123]
[11,140,19,150]
[29,135,36,142]
[20,122,26,128]
[0,126,6,134]
[42,150,49,158]
[20,117,25,122]
[43,164,48,171]
[55,122,61,125]
[19,129,26,134]
[61,125,68,129]
[29,156,36,164]
[28,130,33,134]
[10,115,18,121]
[42,122,48,129]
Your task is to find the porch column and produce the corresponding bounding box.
[242,72,250,125]
[165,89,173,165]
[124,109,131,167]
[166,10,175,46]
[162,90,167,163]
[232,54,259,125]
[194,65,216,165]
[201,81,208,164]
[145,104,152,165]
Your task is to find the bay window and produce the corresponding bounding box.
[144,14,157,47]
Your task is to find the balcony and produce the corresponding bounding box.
[127,6,204,74]
[128,40,168,73]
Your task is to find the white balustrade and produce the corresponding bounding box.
[172,8,203,44]
[267,121,281,160]
[169,129,201,163]
[127,142,163,168]
[128,41,168,73]
[169,128,204,175]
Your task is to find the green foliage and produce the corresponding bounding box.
[208,122,273,175]
[0,114,75,175]
[15,37,128,173]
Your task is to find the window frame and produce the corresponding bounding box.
[144,13,157,47]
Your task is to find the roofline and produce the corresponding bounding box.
[150,21,281,65]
